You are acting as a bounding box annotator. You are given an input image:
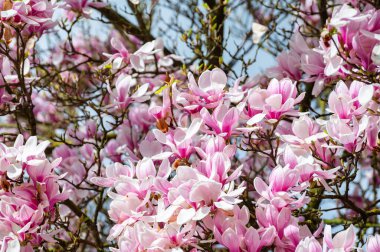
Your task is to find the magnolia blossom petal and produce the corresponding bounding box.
[252,22,268,44]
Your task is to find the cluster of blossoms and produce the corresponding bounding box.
[92,66,380,251]
[0,0,380,251]
[269,3,380,96]
[0,0,56,36]
[0,136,67,251]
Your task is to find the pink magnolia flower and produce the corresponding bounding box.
[300,48,328,96]
[247,78,305,124]
[62,0,107,21]
[200,104,239,139]
[133,38,176,71]
[196,151,242,185]
[100,38,161,72]
[323,225,355,252]
[324,4,380,74]
[328,81,374,120]
[175,68,227,113]
[210,205,249,234]
[195,135,236,159]
[113,221,197,251]
[218,228,243,252]
[107,74,150,110]
[149,87,171,120]
[366,116,380,149]
[263,78,305,120]
[156,166,245,226]
[301,50,325,76]
[243,87,267,121]
[0,135,50,180]
[255,205,306,250]
[329,4,359,28]
[0,135,67,249]
[1,0,56,35]
[268,32,313,81]
[227,77,246,103]
[296,236,322,252]
[254,165,309,209]
[107,193,149,227]
[91,162,134,187]
[280,115,326,146]
[32,91,61,123]
[100,38,131,71]
[152,118,202,160]
[0,233,20,252]
[283,146,339,191]
[128,104,156,132]
[256,205,292,238]
[326,115,369,153]
[244,226,276,252]
[367,234,380,252]
[269,51,302,80]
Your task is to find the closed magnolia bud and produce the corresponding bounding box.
[4,27,13,43]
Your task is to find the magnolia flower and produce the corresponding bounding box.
[296,237,322,252]
[280,115,326,146]
[0,233,20,252]
[254,165,309,209]
[201,104,239,138]
[62,0,107,20]
[175,68,227,112]
[269,51,303,80]
[367,234,380,252]
[247,78,305,124]
[101,39,161,72]
[323,225,355,251]
[326,115,369,153]
[328,81,373,120]
[0,0,57,37]
[153,118,203,160]
[0,135,67,249]
[0,135,50,180]
[244,227,276,252]
[101,38,131,71]
[329,4,358,28]
[252,22,268,44]
[107,74,150,110]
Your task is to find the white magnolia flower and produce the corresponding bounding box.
[252,22,268,44]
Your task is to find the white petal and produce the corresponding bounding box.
[247,113,266,125]
[358,85,374,105]
[130,54,144,71]
[252,22,268,44]
[177,208,196,225]
[193,207,210,221]
[7,164,22,180]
